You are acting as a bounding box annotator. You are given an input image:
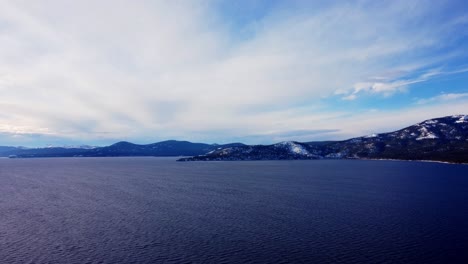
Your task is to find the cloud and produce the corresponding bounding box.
[0,1,467,145]
[340,66,468,100]
[416,93,468,105]
[342,94,357,101]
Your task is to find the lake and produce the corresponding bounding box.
[0,158,467,263]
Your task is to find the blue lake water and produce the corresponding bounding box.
[0,158,467,263]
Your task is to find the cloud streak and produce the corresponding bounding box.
[416,93,468,105]
[341,66,468,100]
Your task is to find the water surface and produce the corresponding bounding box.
[0,158,467,263]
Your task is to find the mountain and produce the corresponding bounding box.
[1,115,466,162]
[0,140,245,158]
[2,147,92,158]
[83,140,242,157]
[178,115,468,163]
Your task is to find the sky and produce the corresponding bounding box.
[0,0,467,147]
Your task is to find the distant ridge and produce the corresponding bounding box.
[179,115,468,164]
[0,140,245,158]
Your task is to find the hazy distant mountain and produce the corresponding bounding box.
[179,115,468,163]
[0,146,23,155]
[0,140,245,158]
[83,140,242,157]
[2,147,91,158]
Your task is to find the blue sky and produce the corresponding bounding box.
[0,0,467,147]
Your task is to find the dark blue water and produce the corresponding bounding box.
[0,158,467,264]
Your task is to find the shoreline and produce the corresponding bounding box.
[357,157,468,165]
[3,155,467,165]
[178,156,468,165]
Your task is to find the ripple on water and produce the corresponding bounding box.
[0,158,467,263]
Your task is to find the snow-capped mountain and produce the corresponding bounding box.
[192,141,320,161]
[365,114,468,141]
[179,115,468,163]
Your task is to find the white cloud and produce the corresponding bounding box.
[342,94,357,101]
[0,0,467,145]
[416,93,468,105]
[340,66,468,100]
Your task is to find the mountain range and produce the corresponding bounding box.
[1,115,467,163]
[179,115,468,163]
[0,140,245,158]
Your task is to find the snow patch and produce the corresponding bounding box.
[276,141,310,156]
[416,134,439,140]
[416,126,438,140]
[455,115,468,123]
[326,152,345,158]
[206,150,215,154]
[424,119,438,125]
